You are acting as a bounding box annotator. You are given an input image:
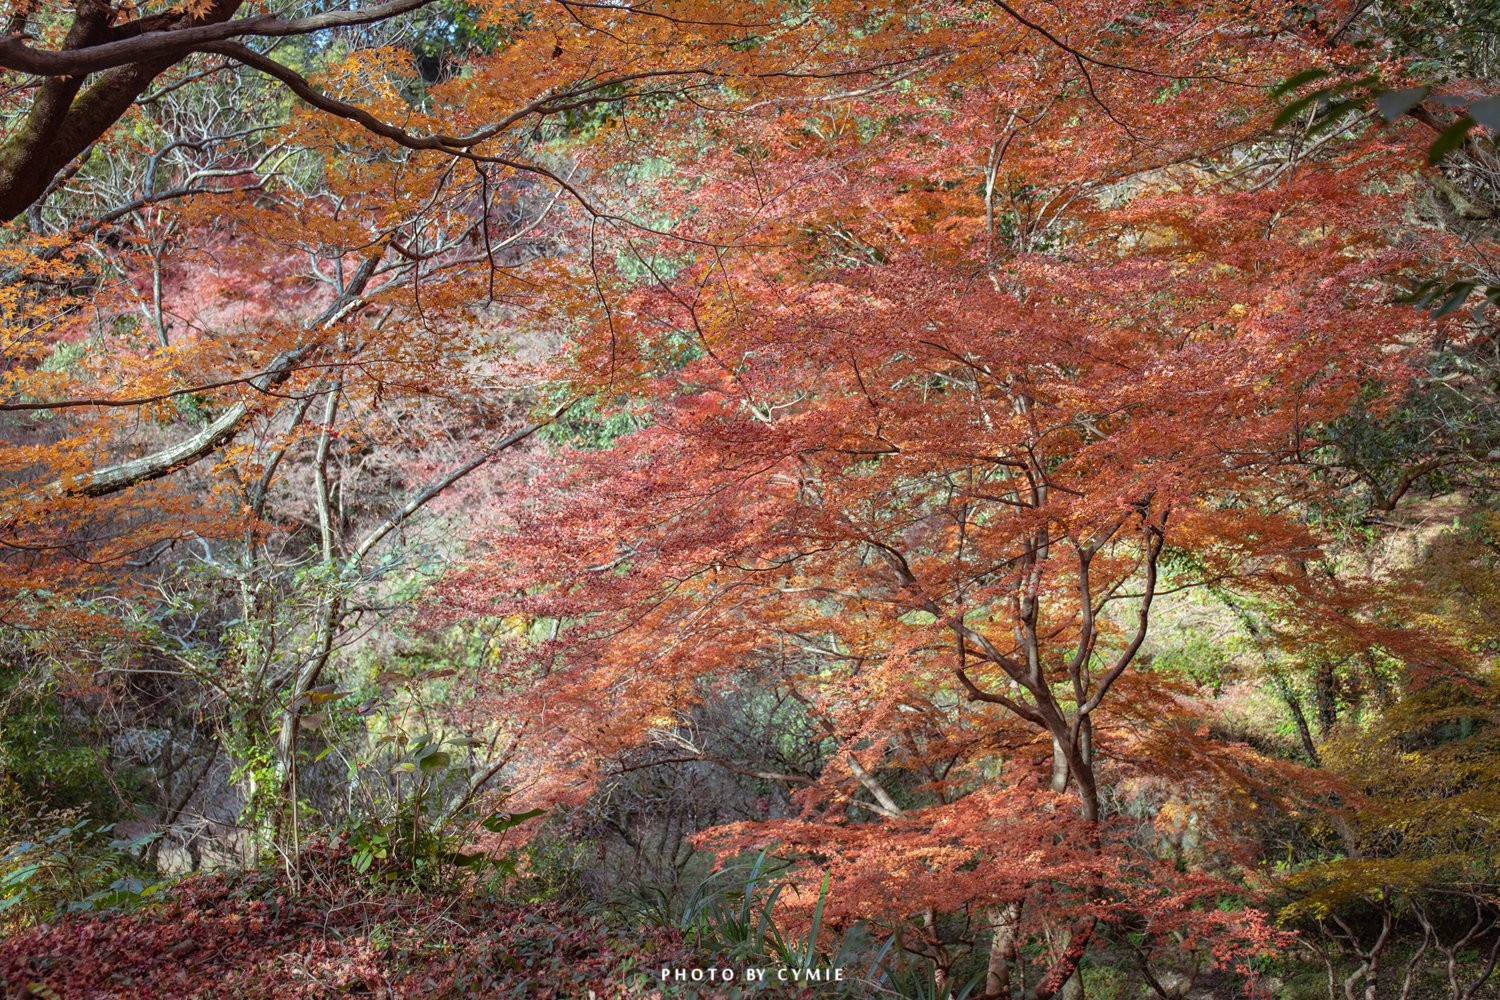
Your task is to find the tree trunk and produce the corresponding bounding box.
[987,902,1023,997]
[1276,677,1322,766]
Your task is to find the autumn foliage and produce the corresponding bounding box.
[429,3,1457,993]
[2,0,1498,996]
[0,847,696,998]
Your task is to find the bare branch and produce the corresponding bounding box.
[0,0,440,77]
[53,256,380,497]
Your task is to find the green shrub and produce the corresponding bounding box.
[0,815,163,928]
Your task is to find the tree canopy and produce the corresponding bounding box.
[1,1,1498,998]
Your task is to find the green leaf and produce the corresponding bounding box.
[480,808,545,833]
[1273,91,1327,129]
[417,750,451,772]
[1272,68,1330,97]
[1401,279,1440,308]
[1428,117,1476,164]
[447,851,487,868]
[1375,87,1429,122]
[0,864,40,887]
[1432,282,1478,317]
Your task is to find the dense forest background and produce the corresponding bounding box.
[1,1,1498,997]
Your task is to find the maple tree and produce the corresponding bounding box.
[441,1,1483,994]
[0,1,940,853]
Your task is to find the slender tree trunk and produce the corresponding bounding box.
[1314,660,1339,734]
[1276,677,1322,766]
[274,380,343,853]
[1040,732,1092,1000]
[1050,734,1070,793]
[1059,955,1086,1000]
[987,902,1023,997]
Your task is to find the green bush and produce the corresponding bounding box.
[0,815,163,928]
